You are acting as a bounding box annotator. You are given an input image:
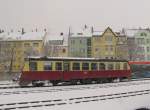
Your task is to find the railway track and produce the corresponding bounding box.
[0,89,150,110]
[0,79,150,96]
[0,78,149,90]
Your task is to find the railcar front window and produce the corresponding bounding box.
[73,63,80,70]
[82,63,89,70]
[29,62,37,71]
[55,62,62,71]
[44,62,52,70]
[123,63,127,70]
[91,63,98,70]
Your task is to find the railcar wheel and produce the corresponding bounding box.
[71,79,78,85]
[51,81,59,86]
[80,79,92,84]
[19,80,31,87]
[32,81,45,87]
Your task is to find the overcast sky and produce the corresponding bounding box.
[0,0,150,33]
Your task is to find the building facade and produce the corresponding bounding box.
[122,28,150,61]
[91,27,128,59]
[44,33,68,57]
[92,27,118,59]
[0,31,46,73]
[68,31,92,58]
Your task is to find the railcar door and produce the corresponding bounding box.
[63,61,70,81]
[63,62,70,71]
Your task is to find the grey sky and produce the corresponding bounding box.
[0,0,150,33]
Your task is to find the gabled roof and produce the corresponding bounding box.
[101,27,118,37]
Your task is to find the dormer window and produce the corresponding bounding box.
[140,32,147,36]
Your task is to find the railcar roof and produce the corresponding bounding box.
[25,56,128,62]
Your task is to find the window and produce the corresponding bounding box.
[115,63,120,70]
[123,63,127,70]
[80,48,85,53]
[137,38,145,44]
[108,63,114,70]
[105,36,113,41]
[55,62,62,70]
[147,47,150,52]
[73,62,80,70]
[91,63,98,70]
[71,40,75,44]
[24,43,30,47]
[147,39,150,44]
[62,49,66,53]
[44,62,52,70]
[29,62,37,71]
[82,63,89,70]
[33,43,39,47]
[99,63,105,70]
[80,40,82,44]
[95,48,99,52]
[140,32,147,36]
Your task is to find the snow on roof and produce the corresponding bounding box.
[123,28,150,38]
[0,32,8,40]
[7,32,22,40]
[70,28,92,38]
[0,31,46,41]
[46,34,64,41]
[21,32,45,40]
[92,31,103,36]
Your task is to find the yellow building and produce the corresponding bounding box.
[0,32,46,73]
[92,27,118,59]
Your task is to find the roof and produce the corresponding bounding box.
[46,34,64,41]
[21,32,46,40]
[0,31,46,41]
[25,56,128,62]
[92,31,103,36]
[122,28,150,38]
[70,28,92,38]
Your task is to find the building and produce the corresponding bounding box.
[44,33,68,57]
[68,28,92,57]
[91,27,118,59]
[122,28,150,61]
[91,27,128,59]
[0,31,46,73]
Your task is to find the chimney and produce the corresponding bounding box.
[91,26,94,33]
[44,28,47,32]
[60,32,63,36]
[21,28,25,35]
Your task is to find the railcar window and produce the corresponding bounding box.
[55,62,62,71]
[44,62,52,70]
[108,63,114,70]
[73,62,80,70]
[115,63,120,70]
[29,62,37,71]
[82,63,89,70]
[123,63,127,70]
[91,63,98,70]
[99,63,105,70]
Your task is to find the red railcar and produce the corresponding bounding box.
[19,56,131,86]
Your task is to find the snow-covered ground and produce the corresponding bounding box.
[0,80,150,110]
